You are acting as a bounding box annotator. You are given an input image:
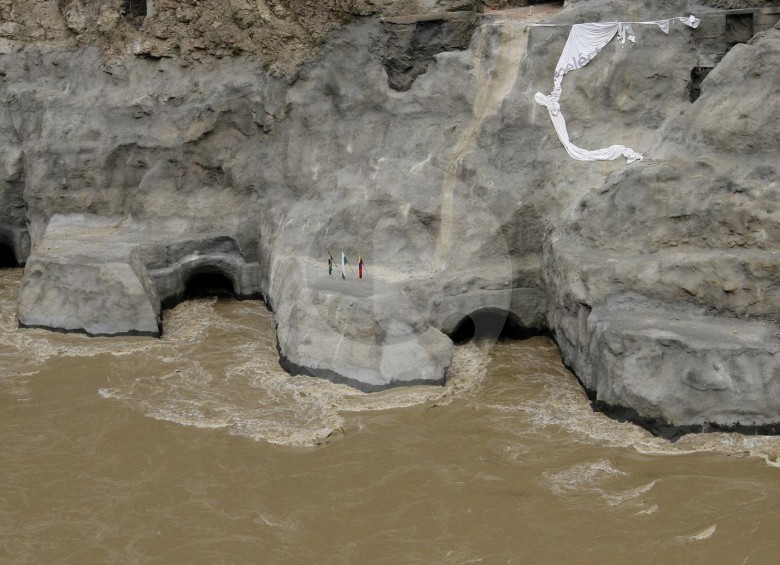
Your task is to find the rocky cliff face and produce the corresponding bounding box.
[2,0,780,429]
[0,1,476,71]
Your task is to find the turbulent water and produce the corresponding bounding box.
[2,267,780,562]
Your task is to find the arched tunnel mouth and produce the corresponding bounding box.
[0,244,18,268]
[183,271,237,301]
[161,269,243,310]
[157,266,266,337]
[448,309,547,345]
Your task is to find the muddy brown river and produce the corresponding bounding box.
[2,267,780,563]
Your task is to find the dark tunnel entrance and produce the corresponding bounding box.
[123,0,148,19]
[161,270,239,310]
[448,309,543,345]
[157,265,265,336]
[0,244,17,267]
[183,271,236,301]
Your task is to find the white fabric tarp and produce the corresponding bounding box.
[535,16,700,164]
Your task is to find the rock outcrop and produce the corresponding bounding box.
[2,0,780,428]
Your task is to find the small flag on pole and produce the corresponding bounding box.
[327,251,334,275]
[341,252,347,279]
[358,256,364,279]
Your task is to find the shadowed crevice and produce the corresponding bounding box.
[448,308,550,344]
[0,243,18,267]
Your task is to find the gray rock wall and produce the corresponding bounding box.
[2,0,780,427]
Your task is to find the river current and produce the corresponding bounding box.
[2,267,780,562]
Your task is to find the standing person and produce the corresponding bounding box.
[341,252,348,280]
[358,256,364,279]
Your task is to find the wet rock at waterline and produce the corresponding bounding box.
[2,0,780,424]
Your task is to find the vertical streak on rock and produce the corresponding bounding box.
[435,22,528,267]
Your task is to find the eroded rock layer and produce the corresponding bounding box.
[2,0,780,426]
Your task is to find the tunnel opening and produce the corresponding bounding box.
[183,271,236,301]
[448,309,545,345]
[725,13,754,49]
[0,243,18,267]
[161,270,239,310]
[689,66,713,102]
[123,0,148,19]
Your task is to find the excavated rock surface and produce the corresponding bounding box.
[0,1,477,73]
[2,0,780,425]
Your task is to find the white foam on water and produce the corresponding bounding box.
[545,459,659,514]
[603,481,657,508]
[90,298,492,447]
[491,339,780,468]
[251,513,299,531]
[97,387,127,400]
[675,524,717,543]
[544,459,626,496]
[636,504,659,515]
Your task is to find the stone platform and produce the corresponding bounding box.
[17,215,262,336]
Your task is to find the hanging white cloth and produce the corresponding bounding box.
[535,16,700,164]
[651,19,671,34]
[554,22,634,86]
[534,91,643,162]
